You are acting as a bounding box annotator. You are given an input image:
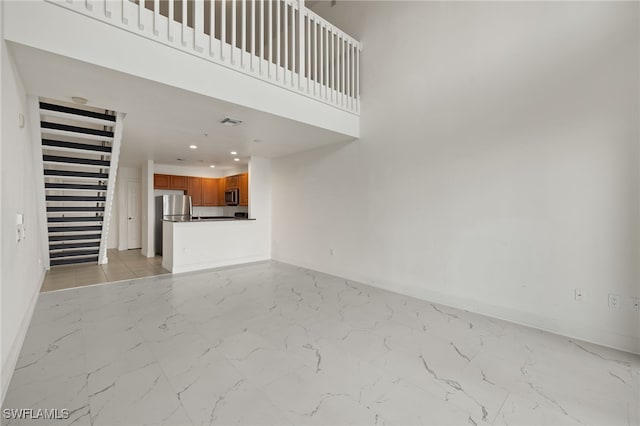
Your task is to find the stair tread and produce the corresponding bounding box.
[43,155,110,167]
[48,217,104,222]
[46,195,106,201]
[47,206,105,212]
[49,234,102,241]
[44,169,109,179]
[48,226,103,232]
[39,102,115,122]
[45,183,108,191]
[49,249,100,258]
[50,241,100,250]
[50,256,99,266]
[42,139,112,153]
[41,122,114,138]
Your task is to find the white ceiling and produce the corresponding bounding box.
[9,42,354,170]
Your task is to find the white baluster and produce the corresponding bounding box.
[168,0,174,41]
[210,0,216,56]
[85,0,92,11]
[331,31,335,103]
[231,0,236,64]
[320,24,323,98]
[324,24,328,99]
[241,0,246,68]
[153,0,159,35]
[268,0,272,78]
[138,0,144,30]
[298,1,305,89]
[307,14,315,93]
[291,3,295,87]
[181,0,187,45]
[276,0,280,81]
[284,2,288,84]
[122,0,128,24]
[221,0,226,59]
[347,41,350,110]
[104,0,111,18]
[313,19,317,95]
[260,0,265,74]
[251,0,255,71]
[195,0,204,51]
[356,45,360,113]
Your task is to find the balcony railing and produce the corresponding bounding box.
[48,0,361,114]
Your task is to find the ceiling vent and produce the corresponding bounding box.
[219,117,243,126]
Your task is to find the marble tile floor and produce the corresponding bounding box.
[41,249,168,292]
[4,261,638,426]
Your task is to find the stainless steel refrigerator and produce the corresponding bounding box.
[155,195,192,255]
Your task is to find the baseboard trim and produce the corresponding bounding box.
[273,256,640,355]
[1,269,44,405]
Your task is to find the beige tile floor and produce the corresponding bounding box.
[41,249,169,292]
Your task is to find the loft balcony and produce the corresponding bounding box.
[3,0,361,137]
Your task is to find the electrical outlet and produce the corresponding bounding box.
[608,294,621,309]
[633,298,640,311]
[574,288,584,302]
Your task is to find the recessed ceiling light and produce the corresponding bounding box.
[209,165,216,168]
[253,139,262,143]
[177,158,184,161]
[219,117,243,126]
[234,158,240,162]
[189,145,198,149]
[230,151,237,155]
[71,96,88,105]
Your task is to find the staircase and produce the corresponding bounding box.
[39,100,123,267]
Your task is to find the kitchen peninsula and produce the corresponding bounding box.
[162,217,264,273]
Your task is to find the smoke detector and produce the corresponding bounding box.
[219,117,243,127]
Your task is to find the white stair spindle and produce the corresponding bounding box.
[324,24,328,99]
[105,0,111,18]
[260,0,264,74]
[221,0,226,59]
[194,0,204,51]
[168,0,174,41]
[241,0,246,68]
[231,0,236,64]
[276,0,280,80]
[284,2,288,83]
[356,45,360,112]
[138,0,144,30]
[210,0,216,56]
[291,3,295,86]
[122,0,128,24]
[313,19,318,95]
[251,0,255,71]
[331,31,335,102]
[153,0,160,35]
[307,15,315,93]
[298,1,305,89]
[182,0,187,45]
[268,0,272,77]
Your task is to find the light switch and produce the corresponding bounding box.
[16,213,24,225]
[18,113,25,128]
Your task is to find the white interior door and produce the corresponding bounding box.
[127,181,142,249]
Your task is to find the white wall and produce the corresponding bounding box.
[141,160,153,257]
[0,33,46,401]
[273,2,640,353]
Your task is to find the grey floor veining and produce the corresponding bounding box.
[3,261,639,425]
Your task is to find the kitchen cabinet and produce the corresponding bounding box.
[225,175,239,189]
[239,173,249,206]
[186,177,203,206]
[170,175,188,190]
[202,178,218,206]
[154,174,171,189]
[217,179,226,206]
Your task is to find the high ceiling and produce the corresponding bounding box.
[9,42,354,171]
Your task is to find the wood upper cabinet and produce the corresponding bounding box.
[239,173,249,206]
[170,175,188,190]
[217,179,226,206]
[154,174,171,189]
[225,175,239,189]
[186,177,203,206]
[202,178,218,206]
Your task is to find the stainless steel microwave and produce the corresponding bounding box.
[225,188,239,206]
